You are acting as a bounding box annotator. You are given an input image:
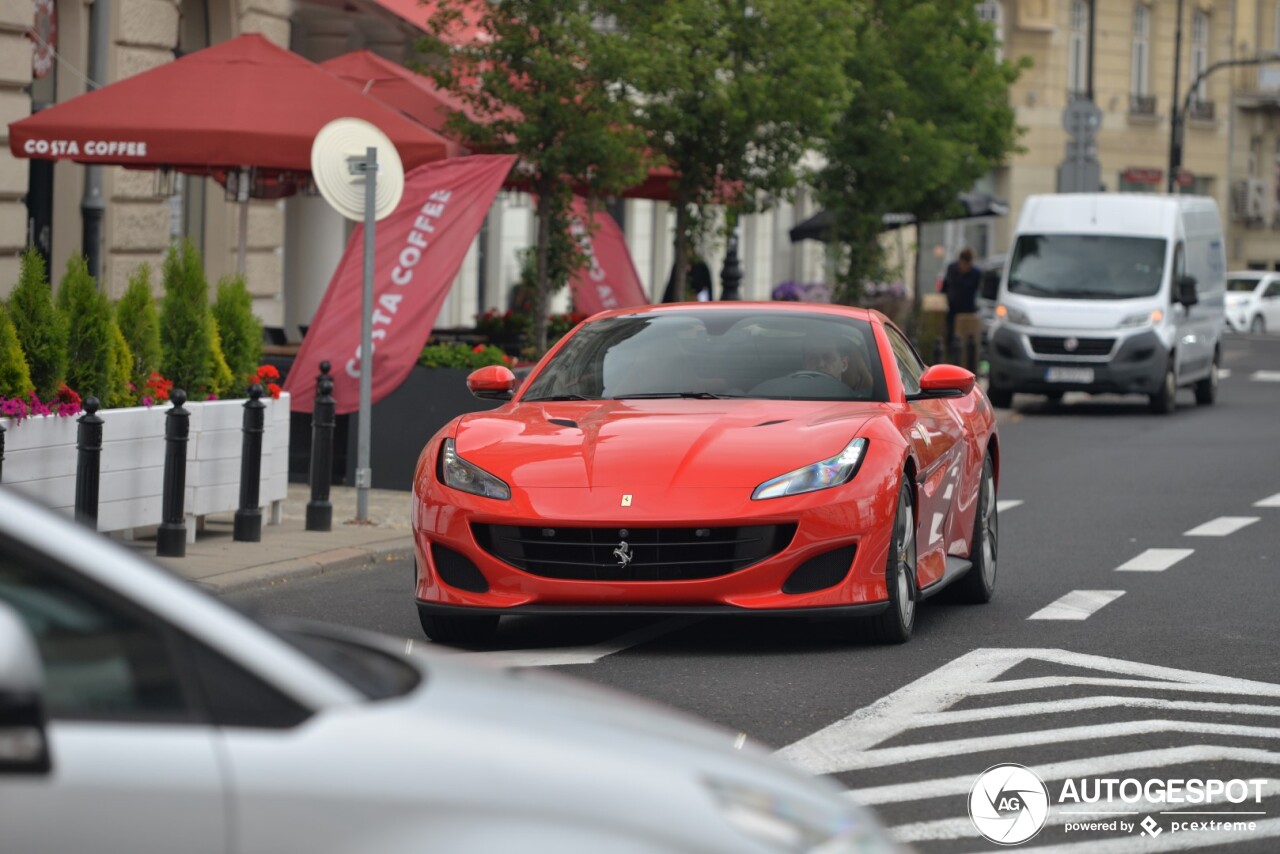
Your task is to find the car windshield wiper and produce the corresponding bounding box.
[523,394,596,401]
[1009,277,1053,296]
[611,392,742,400]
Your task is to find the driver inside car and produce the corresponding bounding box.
[801,338,849,381]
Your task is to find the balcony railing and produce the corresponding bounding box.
[1129,93,1157,116]
[1187,99,1215,121]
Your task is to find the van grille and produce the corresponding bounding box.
[471,523,796,581]
[1029,336,1115,357]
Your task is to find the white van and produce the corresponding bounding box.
[986,193,1225,413]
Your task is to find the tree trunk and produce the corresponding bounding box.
[533,176,554,354]
[671,197,690,302]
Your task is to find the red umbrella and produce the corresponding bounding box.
[8,34,453,173]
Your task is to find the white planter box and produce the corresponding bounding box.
[1,393,290,541]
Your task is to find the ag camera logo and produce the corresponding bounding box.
[969,763,1050,845]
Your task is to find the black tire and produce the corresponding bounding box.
[1194,350,1219,406]
[987,386,1013,409]
[954,455,997,604]
[857,478,917,644]
[418,610,499,646]
[1251,315,1266,335]
[1148,360,1177,414]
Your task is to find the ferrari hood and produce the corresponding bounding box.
[451,399,876,488]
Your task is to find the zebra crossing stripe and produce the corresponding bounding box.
[1116,548,1195,572]
[1029,590,1125,620]
[997,499,1023,512]
[1255,492,1280,508]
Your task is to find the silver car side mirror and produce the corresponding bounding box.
[0,600,52,775]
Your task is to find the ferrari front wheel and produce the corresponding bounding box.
[955,454,997,604]
[859,478,917,644]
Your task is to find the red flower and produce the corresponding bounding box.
[256,364,281,381]
[472,344,485,354]
[267,383,282,399]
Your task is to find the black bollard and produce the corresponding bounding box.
[932,336,944,366]
[965,336,978,373]
[0,418,6,483]
[306,362,335,532]
[234,384,266,542]
[157,390,190,557]
[74,397,104,528]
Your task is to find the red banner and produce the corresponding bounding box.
[567,196,649,314]
[285,154,516,413]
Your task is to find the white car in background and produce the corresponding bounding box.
[0,488,901,854]
[1225,271,1280,335]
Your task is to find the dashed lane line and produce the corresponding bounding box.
[1255,492,1280,508]
[997,499,1024,513]
[1028,590,1125,621]
[1252,370,1280,382]
[1218,368,1232,379]
[1116,548,1195,572]
[1183,516,1260,537]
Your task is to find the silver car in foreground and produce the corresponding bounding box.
[0,488,900,854]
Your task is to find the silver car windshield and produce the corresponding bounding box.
[1008,234,1167,300]
[1227,277,1261,293]
[521,310,889,403]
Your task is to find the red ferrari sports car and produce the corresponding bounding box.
[412,304,1000,645]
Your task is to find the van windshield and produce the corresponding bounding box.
[1008,234,1167,300]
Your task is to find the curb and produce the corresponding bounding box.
[194,537,416,594]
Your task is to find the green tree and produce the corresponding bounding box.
[606,0,856,300]
[211,274,262,388]
[0,302,33,399]
[117,264,163,393]
[207,322,236,398]
[7,248,66,399]
[814,0,1024,317]
[159,240,214,398]
[57,255,113,402]
[105,320,136,409]
[421,0,649,353]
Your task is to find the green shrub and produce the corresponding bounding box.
[116,264,162,393]
[159,240,214,398]
[212,274,262,387]
[208,321,235,398]
[7,248,66,398]
[57,255,113,402]
[0,302,33,399]
[418,342,511,369]
[105,320,136,409]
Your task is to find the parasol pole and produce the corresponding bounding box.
[236,166,250,276]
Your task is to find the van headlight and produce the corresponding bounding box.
[752,439,867,500]
[438,439,510,500]
[1119,309,1163,328]
[996,304,1031,326]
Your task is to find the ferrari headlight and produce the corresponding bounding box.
[995,303,1031,326]
[705,777,888,853]
[439,439,510,500]
[752,439,867,501]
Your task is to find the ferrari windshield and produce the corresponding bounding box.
[1008,234,1167,299]
[521,310,888,403]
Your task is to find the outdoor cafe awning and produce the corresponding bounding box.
[790,192,1010,243]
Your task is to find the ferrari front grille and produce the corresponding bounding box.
[471,523,797,581]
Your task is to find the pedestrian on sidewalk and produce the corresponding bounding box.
[941,247,982,366]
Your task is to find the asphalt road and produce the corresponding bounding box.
[227,333,1280,853]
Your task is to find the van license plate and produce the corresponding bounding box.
[1045,367,1094,383]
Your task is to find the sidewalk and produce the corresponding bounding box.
[126,483,416,593]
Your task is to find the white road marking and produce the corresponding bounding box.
[848,746,1280,805]
[1028,590,1125,620]
[1255,492,1280,508]
[1184,516,1259,537]
[996,499,1023,513]
[1252,370,1280,382]
[778,647,1280,775]
[455,616,699,667]
[1218,368,1232,379]
[1116,548,1195,572]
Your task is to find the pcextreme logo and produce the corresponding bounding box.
[969,764,1050,845]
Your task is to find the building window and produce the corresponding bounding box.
[1068,0,1089,99]
[1130,5,1152,114]
[1190,10,1210,107]
[977,1,1003,62]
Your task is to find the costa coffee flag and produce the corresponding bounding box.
[285,153,516,413]
[567,196,649,314]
